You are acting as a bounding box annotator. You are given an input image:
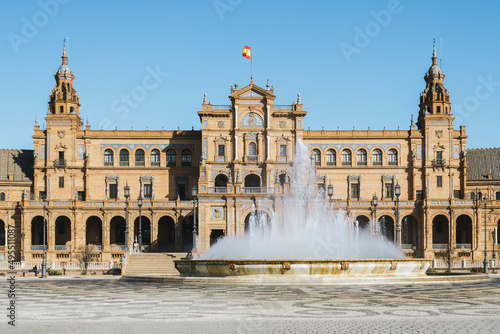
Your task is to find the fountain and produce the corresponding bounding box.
[175,139,430,278]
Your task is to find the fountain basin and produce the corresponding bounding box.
[174,259,431,277]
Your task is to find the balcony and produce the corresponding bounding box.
[86,245,102,251]
[433,244,449,250]
[456,243,472,250]
[55,245,71,251]
[246,155,259,162]
[208,187,227,194]
[243,187,274,194]
[31,245,47,251]
[53,159,67,168]
[432,158,446,167]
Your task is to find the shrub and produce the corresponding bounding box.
[48,269,62,275]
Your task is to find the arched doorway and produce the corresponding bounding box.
[31,216,45,246]
[456,215,472,249]
[244,210,271,233]
[432,215,449,249]
[181,215,194,251]
[134,216,151,249]
[55,216,71,247]
[86,216,102,246]
[158,216,176,251]
[110,216,126,245]
[210,229,225,246]
[378,215,394,242]
[402,215,417,248]
[355,215,370,231]
[0,219,5,245]
[244,174,261,193]
[214,174,228,193]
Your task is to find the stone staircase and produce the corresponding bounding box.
[124,253,188,276]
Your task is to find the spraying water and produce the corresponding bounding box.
[201,139,404,260]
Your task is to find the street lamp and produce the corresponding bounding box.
[41,195,48,279]
[327,182,334,203]
[124,183,130,251]
[492,230,496,262]
[372,194,378,235]
[484,196,488,274]
[138,193,143,253]
[395,183,401,247]
[191,184,198,252]
[21,232,25,262]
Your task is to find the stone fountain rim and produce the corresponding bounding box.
[176,258,430,263]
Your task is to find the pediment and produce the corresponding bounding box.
[241,90,264,97]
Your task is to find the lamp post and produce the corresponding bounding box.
[41,196,47,278]
[138,193,143,253]
[124,183,130,251]
[191,184,198,252]
[484,196,488,274]
[492,230,496,265]
[372,194,378,235]
[395,183,401,247]
[21,232,25,262]
[327,182,333,203]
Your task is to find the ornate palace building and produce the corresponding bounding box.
[0,44,499,264]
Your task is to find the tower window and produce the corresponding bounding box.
[280,145,287,157]
[59,177,64,188]
[218,144,225,157]
[60,106,64,113]
[70,107,75,113]
[437,106,441,113]
[437,176,443,187]
[249,142,257,156]
[0,192,5,201]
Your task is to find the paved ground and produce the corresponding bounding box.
[1,275,500,333]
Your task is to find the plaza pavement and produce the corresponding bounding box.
[1,274,500,333]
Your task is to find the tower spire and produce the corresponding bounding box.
[432,38,437,65]
[62,37,68,65]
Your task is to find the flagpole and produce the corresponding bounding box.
[250,45,253,82]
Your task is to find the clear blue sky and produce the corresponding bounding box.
[0,0,499,149]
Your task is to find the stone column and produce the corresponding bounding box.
[103,213,110,252]
[174,211,181,251]
[151,212,158,251]
[4,227,7,247]
[234,136,239,160]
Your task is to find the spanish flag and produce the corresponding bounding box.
[242,46,251,59]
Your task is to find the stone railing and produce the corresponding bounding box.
[432,258,497,269]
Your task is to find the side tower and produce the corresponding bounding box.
[414,42,467,258]
[33,42,84,201]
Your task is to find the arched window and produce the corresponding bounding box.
[181,149,192,167]
[388,149,398,165]
[166,149,176,167]
[373,149,382,165]
[104,149,114,166]
[248,142,257,156]
[496,191,500,200]
[119,149,129,166]
[310,149,321,166]
[357,149,367,166]
[151,149,160,167]
[0,192,5,201]
[135,149,145,166]
[342,149,351,165]
[326,149,336,166]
